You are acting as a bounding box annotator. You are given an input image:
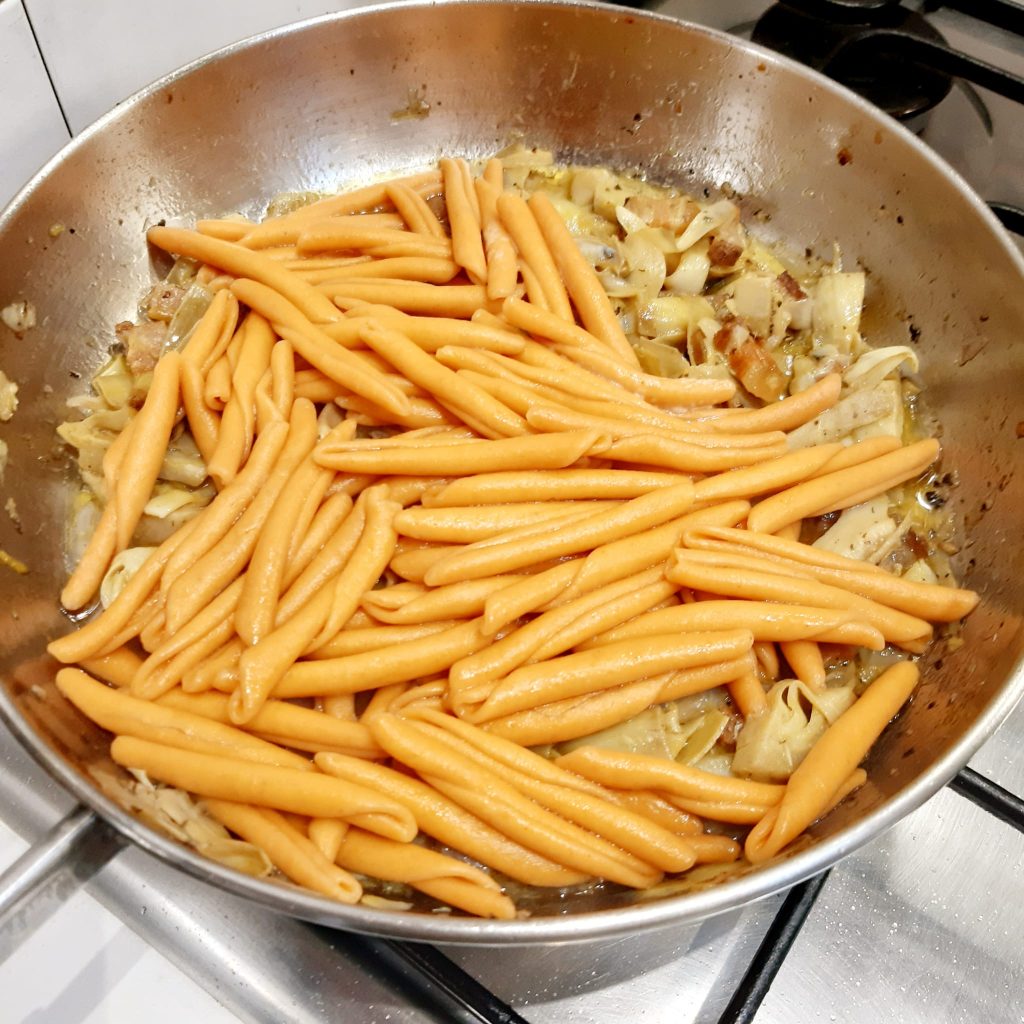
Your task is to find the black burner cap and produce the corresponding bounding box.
[752,2,953,123]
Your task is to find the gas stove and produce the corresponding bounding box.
[0,2,1022,1022]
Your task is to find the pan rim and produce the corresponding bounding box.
[2,0,1023,945]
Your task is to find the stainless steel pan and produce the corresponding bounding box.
[1,0,1022,945]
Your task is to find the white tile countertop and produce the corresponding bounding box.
[0,0,382,208]
[0,1,69,207]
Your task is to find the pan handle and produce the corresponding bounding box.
[823,29,1024,108]
[0,806,123,963]
[988,202,1024,237]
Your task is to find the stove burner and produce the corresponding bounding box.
[780,0,905,25]
[752,2,953,125]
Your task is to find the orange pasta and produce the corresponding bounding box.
[408,715,697,873]
[368,714,661,888]
[50,153,977,920]
[207,314,275,486]
[356,319,527,438]
[164,401,319,633]
[386,182,446,238]
[441,157,487,284]
[161,419,289,588]
[481,657,754,745]
[555,746,784,807]
[335,827,515,919]
[148,226,341,323]
[424,479,695,585]
[315,753,586,888]
[154,690,384,760]
[528,191,640,367]
[581,600,884,651]
[114,352,182,552]
[746,662,920,862]
[746,438,941,535]
[779,639,826,690]
[110,735,416,840]
[205,801,362,902]
[230,278,411,417]
[667,550,932,651]
[56,668,311,770]
[273,619,491,699]
[475,179,519,301]
[497,191,574,320]
[315,429,604,476]
[468,629,754,723]
[729,671,768,718]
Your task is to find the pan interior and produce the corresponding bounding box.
[0,0,1022,943]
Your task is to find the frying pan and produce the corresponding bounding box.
[0,0,1022,945]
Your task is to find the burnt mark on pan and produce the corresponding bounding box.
[958,337,987,367]
[390,86,431,122]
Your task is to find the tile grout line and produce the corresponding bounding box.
[18,0,72,137]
